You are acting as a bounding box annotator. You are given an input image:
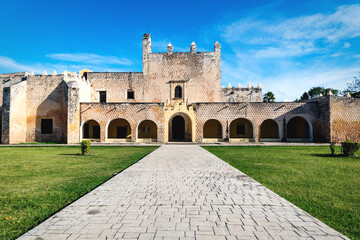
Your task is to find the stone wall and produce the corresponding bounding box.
[80,102,165,142]
[86,72,144,102]
[329,96,360,142]
[1,81,27,144]
[25,75,68,143]
[0,73,28,143]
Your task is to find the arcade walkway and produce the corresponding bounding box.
[19,145,347,240]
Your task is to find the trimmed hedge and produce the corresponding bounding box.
[341,140,360,157]
[81,140,91,155]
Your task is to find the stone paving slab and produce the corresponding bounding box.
[18,145,348,240]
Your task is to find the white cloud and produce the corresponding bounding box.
[0,56,133,75]
[253,42,317,58]
[222,4,360,58]
[46,53,132,65]
[218,4,360,101]
[330,52,344,57]
[0,56,43,73]
[224,4,360,43]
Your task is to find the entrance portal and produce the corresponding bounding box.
[172,116,185,141]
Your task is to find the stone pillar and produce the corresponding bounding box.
[65,81,80,144]
[100,121,107,143]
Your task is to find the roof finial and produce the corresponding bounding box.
[328,90,333,96]
[52,70,57,76]
[42,70,47,76]
[247,82,252,88]
[167,43,173,54]
[257,83,262,89]
[346,92,351,97]
[228,83,232,88]
[237,83,241,88]
[190,41,196,53]
[214,41,221,52]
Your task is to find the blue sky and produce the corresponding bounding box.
[0,0,359,101]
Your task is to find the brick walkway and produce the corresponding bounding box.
[19,145,348,240]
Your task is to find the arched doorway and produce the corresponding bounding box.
[107,118,131,142]
[203,119,222,142]
[82,120,100,142]
[287,116,311,142]
[172,116,185,140]
[229,118,254,142]
[137,120,157,142]
[260,119,280,141]
[169,113,192,142]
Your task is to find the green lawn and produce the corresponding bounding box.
[202,146,360,240]
[0,146,157,240]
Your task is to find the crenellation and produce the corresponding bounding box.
[221,87,262,102]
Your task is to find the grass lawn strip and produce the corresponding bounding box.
[202,146,360,240]
[0,146,157,240]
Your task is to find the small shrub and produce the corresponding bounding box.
[81,140,91,155]
[330,142,335,155]
[341,140,360,157]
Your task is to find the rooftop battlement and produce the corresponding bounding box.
[142,33,221,56]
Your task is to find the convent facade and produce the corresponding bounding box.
[1,33,360,144]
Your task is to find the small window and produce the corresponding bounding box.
[127,90,134,99]
[99,91,106,103]
[175,86,182,98]
[236,123,246,135]
[41,119,53,134]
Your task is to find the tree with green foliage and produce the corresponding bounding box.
[263,91,275,102]
[295,86,339,102]
[295,92,309,102]
[342,74,360,98]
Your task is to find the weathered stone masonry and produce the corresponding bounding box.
[1,33,359,144]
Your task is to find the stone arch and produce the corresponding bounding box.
[260,119,280,141]
[106,118,131,142]
[203,119,222,140]
[287,116,312,142]
[81,120,100,142]
[137,120,158,142]
[169,112,192,142]
[229,118,254,141]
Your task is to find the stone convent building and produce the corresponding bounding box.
[1,33,360,144]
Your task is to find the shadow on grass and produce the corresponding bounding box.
[310,154,345,158]
[58,154,81,156]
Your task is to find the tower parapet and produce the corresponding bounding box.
[221,83,262,102]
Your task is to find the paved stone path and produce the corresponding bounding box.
[19,145,348,240]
